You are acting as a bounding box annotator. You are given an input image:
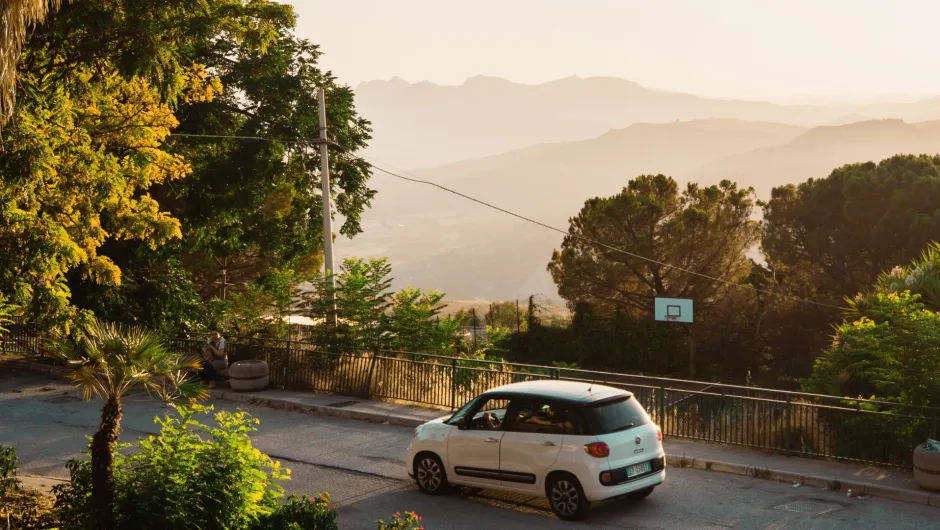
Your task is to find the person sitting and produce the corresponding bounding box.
[199,329,228,388]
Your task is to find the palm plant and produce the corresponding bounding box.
[50,320,206,530]
[0,294,13,337]
[0,0,61,126]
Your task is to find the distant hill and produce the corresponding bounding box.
[340,118,940,301]
[691,119,940,198]
[354,76,940,168]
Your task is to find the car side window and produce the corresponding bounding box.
[466,398,509,430]
[506,399,584,435]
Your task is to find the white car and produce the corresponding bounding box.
[406,380,665,520]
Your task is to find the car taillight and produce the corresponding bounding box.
[584,442,610,458]
[657,427,663,442]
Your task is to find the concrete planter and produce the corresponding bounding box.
[913,441,940,492]
[228,360,270,392]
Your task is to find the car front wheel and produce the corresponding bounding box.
[414,453,448,495]
[546,474,589,521]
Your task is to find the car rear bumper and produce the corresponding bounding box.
[583,468,665,503]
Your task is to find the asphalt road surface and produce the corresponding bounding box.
[2,371,938,529]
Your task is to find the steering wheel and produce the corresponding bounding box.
[482,411,501,428]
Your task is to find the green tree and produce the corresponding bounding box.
[761,155,940,306]
[386,287,461,355]
[162,0,373,294]
[548,175,758,317]
[50,321,205,530]
[301,257,394,350]
[805,291,940,407]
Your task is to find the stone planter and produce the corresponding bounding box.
[913,441,940,491]
[228,360,270,392]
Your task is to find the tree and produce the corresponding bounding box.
[0,0,60,125]
[301,257,394,349]
[163,1,373,294]
[50,321,205,530]
[761,155,940,306]
[3,0,374,331]
[804,291,940,407]
[548,175,759,317]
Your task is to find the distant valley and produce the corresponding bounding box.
[340,77,940,303]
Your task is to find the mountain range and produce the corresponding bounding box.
[339,76,940,302]
[354,76,940,169]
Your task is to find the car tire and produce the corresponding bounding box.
[625,486,655,500]
[414,453,448,495]
[546,473,590,521]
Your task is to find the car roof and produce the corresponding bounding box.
[482,379,632,405]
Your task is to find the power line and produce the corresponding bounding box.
[167,130,845,311]
[359,156,845,311]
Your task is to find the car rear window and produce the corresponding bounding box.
[585,396,649,434]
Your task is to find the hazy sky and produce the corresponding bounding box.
[289,0,940,101]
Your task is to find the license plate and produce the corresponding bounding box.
[626,461,651,477]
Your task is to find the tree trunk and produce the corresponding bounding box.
[90,396,123,530]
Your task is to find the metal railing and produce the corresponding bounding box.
[1,316,42,356]
[167,337,939,469]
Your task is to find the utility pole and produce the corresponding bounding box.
[318,87,337,326]
[213,256,234,301]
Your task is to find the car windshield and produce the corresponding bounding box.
[585,396,648,434]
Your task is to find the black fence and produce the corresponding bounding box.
[0,316,42,356]
[168,336,939,469]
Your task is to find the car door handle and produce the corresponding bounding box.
[542,441,556,447]
[485,437,499,443]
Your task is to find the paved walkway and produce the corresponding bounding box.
[209,385,940,508]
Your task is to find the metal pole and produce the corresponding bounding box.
[471,308,477,351]
[318,87,337,326]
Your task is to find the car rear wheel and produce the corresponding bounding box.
[414,453,448,495]
[546,474,589,521]
[625,485,655,500]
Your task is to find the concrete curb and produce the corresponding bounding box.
[665,454,940,507]
[209,390,428,429]
[9,359,939,508]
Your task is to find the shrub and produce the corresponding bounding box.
[253,493,339,530]
[0,444,19,496]
[375,511,423,530]
[52,404,289,530]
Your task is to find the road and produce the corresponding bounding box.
[2,371,938,529]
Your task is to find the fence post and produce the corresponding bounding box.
[362,349,379,398]
[784,395,792,456]
[450,357,458,411]
[658,385,665,427]
[282,340,291,389]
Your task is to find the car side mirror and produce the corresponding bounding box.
[457,417,470,430]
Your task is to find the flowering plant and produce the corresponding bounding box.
[376,510,423,529]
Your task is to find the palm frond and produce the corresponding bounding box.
[1,0,62,127]
[47,317,208,405]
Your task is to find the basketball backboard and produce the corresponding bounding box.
[654,297,693,324]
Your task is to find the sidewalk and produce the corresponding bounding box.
[208,386,940,508]
[6,356,939,508]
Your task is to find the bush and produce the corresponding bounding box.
[0,444,19,496]
[0,444,54,530]
[376,511,423,530]
[253,493,339,530]
[52,404,290,530]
